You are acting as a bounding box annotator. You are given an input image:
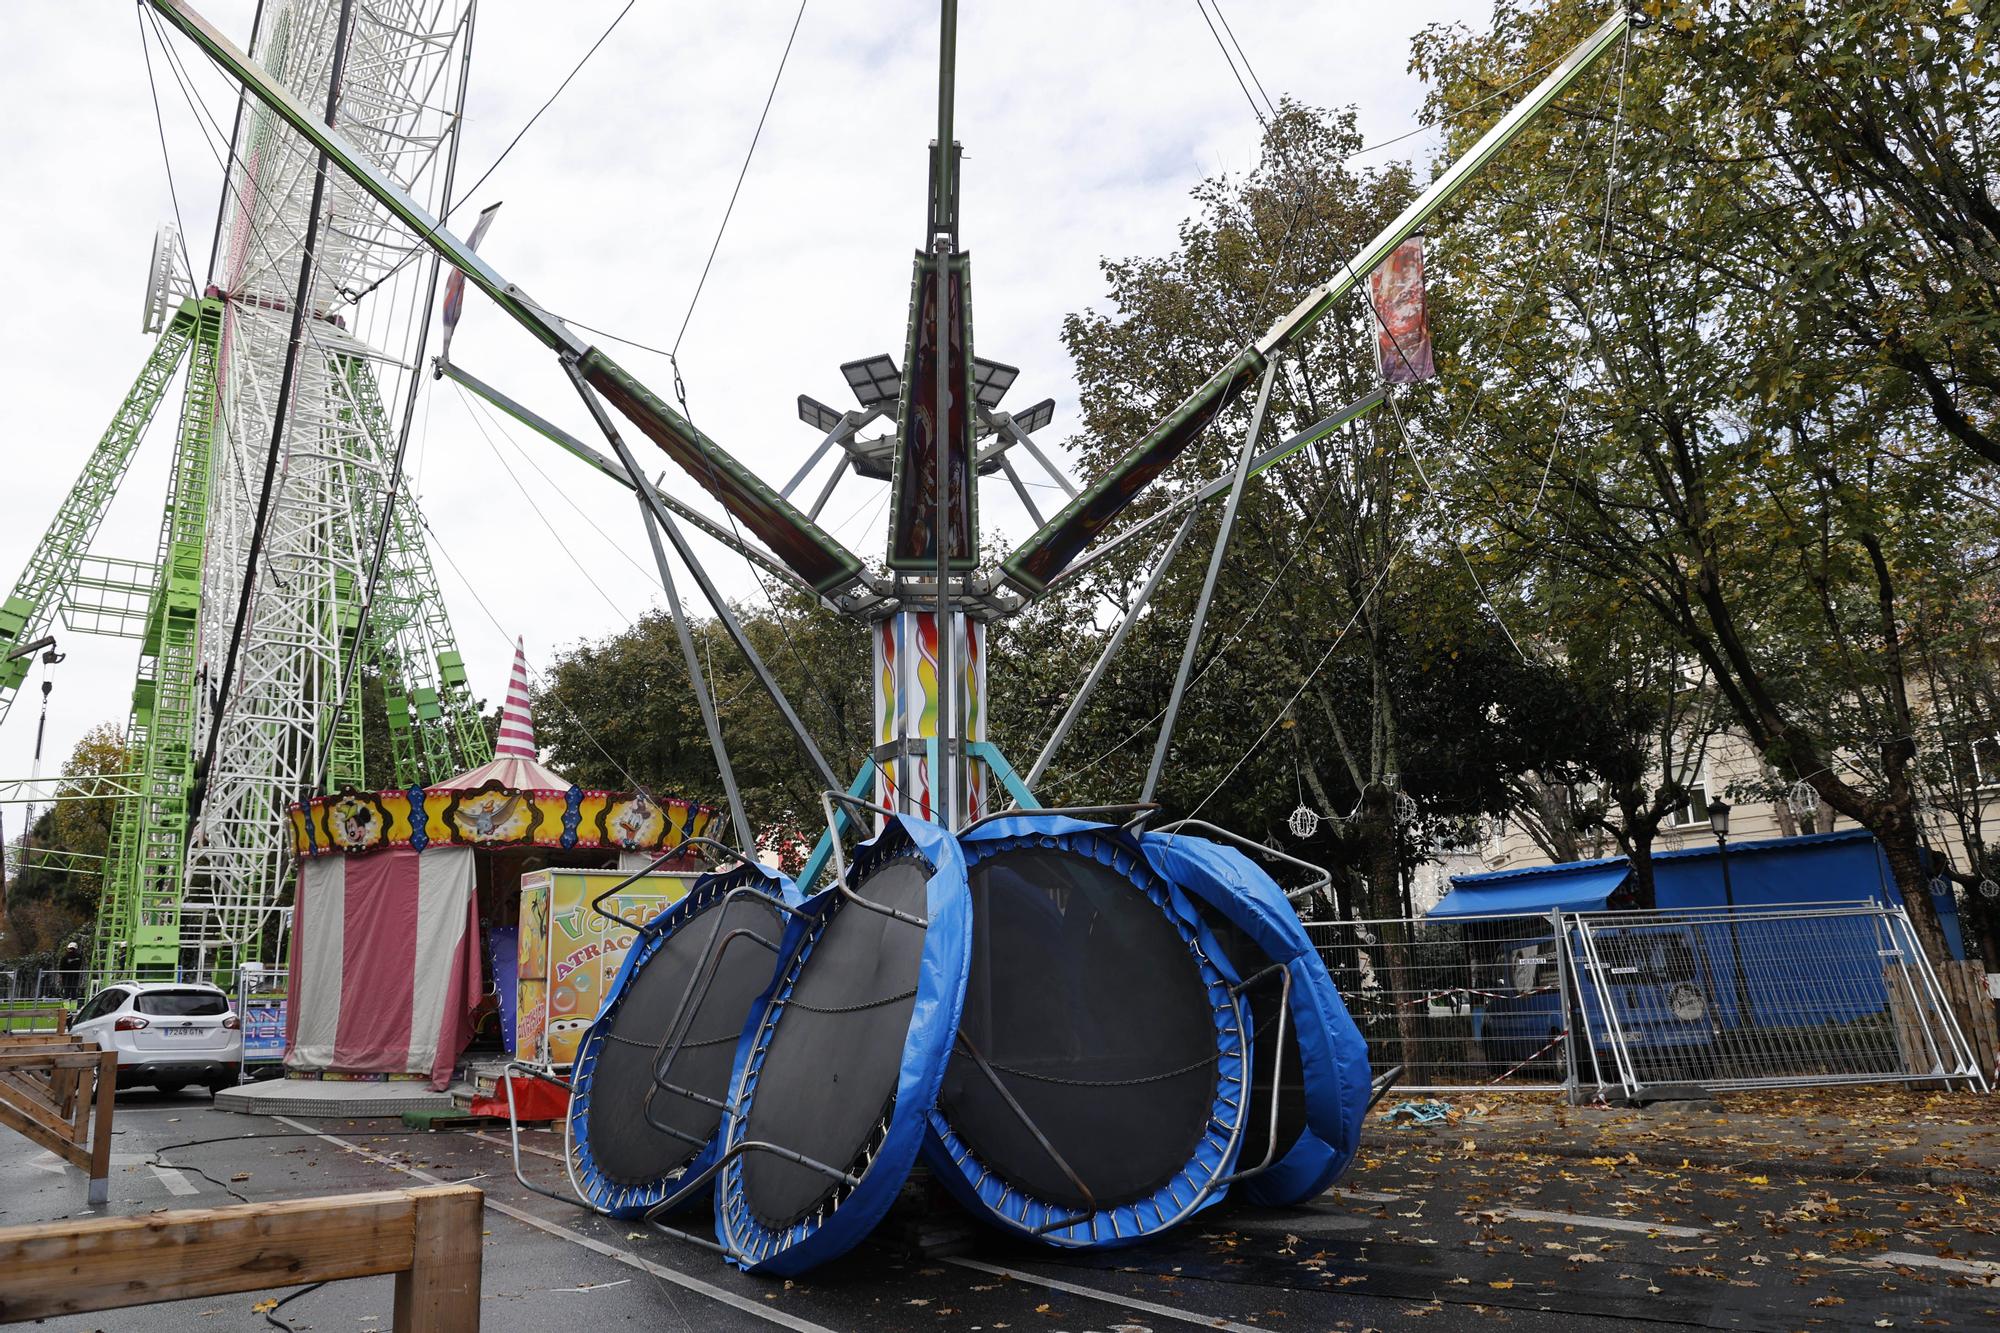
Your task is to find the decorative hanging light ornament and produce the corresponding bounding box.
[1288,804,1322,840]
[1980,878,1999,901]
[1786,780,1819,823]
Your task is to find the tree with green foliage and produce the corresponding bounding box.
[1017,97,1616,958]
[1407,0,2000,968]
[534,590,870,861]
[3,722,130,959]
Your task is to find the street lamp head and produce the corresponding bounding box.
[1707,799,1731,838]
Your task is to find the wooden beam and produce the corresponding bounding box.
[393,1185,483,1332]
[0,1050,108,1071]
[86,1051,114,1205]
[0,1077,84,1161]
[0,1087,85,1170]
[0,1185,484,1327]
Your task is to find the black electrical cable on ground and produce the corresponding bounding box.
[190,0,358,826]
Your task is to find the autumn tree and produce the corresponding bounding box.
[3,722,130,958]
[1409,0,2000,967]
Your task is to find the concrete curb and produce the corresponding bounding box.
[1363,1128,1997,1192]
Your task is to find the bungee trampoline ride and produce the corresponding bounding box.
[146,0,1638,1277]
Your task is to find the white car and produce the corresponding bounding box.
[70,982,242,1094]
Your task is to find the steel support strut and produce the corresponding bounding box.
[638,496,755,852]
[1027,505,1201,791]
[930,0,961,829]
[563,359,842,796]
[1140,358,1279,809]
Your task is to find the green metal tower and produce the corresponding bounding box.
[0,305,200,708]
[96,296,223,974]
[3,291,487,980]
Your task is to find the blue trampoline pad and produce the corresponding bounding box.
[568,861,800,1218]
[1141,830,1373,1206]
[925,815,1250,1247]
[715,815,970,1275]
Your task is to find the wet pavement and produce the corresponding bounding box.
[0,1087,1994,1331]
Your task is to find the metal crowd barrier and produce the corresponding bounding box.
[1303,903,1990,1099]
[1303,911,1573,1092]
[1559,904,1988,1101]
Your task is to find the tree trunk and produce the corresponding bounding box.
[1878,824,1954,973]
[1357,789,1422,1081]
[1628,834,1657,911]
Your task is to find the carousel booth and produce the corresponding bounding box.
[285,643,717,1090]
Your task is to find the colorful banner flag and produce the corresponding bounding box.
[1370,236,1435,385]
[439,201,501,366]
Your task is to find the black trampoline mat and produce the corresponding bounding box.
[740,856,932,1229]
[585,894,787,1186]
[939,845,1220,1211]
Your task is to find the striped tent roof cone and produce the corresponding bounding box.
[434,636,572,790]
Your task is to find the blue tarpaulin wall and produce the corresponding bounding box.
[1428,859,1632,918]
[1435,829,1964,961]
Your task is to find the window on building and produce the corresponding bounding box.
[1668,766,1711,828]
[1974,737,2000,789]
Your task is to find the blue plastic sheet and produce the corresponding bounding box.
[715,815,970,1275]
[1141,830,1373,1205]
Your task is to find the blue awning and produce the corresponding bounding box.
[1429,862,1631,919]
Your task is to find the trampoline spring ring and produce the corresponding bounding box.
[979,1051,1220,1089]
[778,986,919,1016]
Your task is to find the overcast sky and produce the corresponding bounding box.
[0,0,1490,791]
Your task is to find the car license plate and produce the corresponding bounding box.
[164,1026,200,1038]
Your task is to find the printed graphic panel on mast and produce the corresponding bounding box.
[888,253,977,571]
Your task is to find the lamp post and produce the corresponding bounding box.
[1708,800,1754,1033]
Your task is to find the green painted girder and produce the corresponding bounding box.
[0,301,198,717]
[94,298,223,978]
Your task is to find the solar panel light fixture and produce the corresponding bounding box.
[840,354,902,408]
[797,394,845,434]
[1011,397,1055,435]
[971,356,1019,409]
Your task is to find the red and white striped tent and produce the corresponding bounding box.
[287,640,554,1088]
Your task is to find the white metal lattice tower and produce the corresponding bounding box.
[181,0,474,970]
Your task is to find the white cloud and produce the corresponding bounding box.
[0,0,1487,789]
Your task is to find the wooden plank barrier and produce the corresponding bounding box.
[0,1048,114,1204]
[0,1184,484,1331]
[0,1006,69,1036]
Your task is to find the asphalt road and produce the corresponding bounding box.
[2,1090,1995,1331]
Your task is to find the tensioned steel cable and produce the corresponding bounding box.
[671,0,809,357]
[342,0,640,308]
[136,8,199,284]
